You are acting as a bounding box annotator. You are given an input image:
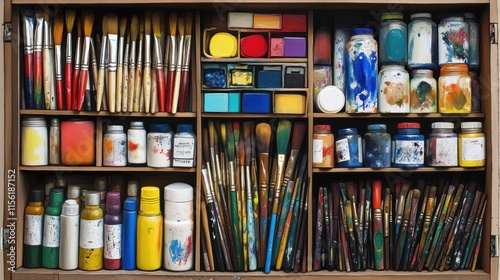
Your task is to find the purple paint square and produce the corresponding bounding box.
[284,37,306,57]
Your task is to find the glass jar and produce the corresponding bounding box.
[336,128,363,167]
[172,124,196,168]
[464,13,479,70]
[393,122,425,168]
[428,122,457,167]
[378,65,410,113]
[22,117,48,166]
[103,125,127,167]
[379,12,407,65]
[438,15,469,66]
[458,122,485,167]
[127,121,147,165]
[49,118,60,165]
[60,120,95,166]
[408,13,437,70]
[345,28,378,113]
[364,124,391,168]
[313,124,334,168]
[410,69,437,113]
[147,124,173,168]
[469,71,481,113]
[438,64,472,113]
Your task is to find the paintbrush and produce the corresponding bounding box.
[127,15,138,112]
[64,9,75,110]
[383,188,391,270]
[408,185,432,270]
[249,121,260,267]
[294,188,308,273]
[414,186,437,270]
[347,181,362,270]
[323,186,331,269]
[463,194,486,269]
[358,187,366,270]
[114,16,127,112]
[256,123,271,267]
[151,52,159,114]
[76,11,94,111]
[166,13,177,113]
[265,120,291,273]
[470,220,484,271]
[313,187,324,271]
[396,189,414,270]
[171,15,185,114]
[372,179,384,270]
[346,200,358,271]
[83,71,92,110]
[71,18,82,110]
[43,11,57,110]
[233,122,243,253]
[243,124,257,270]
[391,180,401,269]
[268,157,278,223]
[139,12,151,113]
[364,182,372,270]
[33,11,43,109]
[403,189,421,271]
[96,15,108,112]
[121,31,130,112]
[53,13,64,110]
[200,212,213,271]
[200,220,211,271]
[106,13,118,113]
[238,139,249,271]
[179,12,193,112]
[339,189,351,272]
[150,12,165,113]
[132,19,143,112]
[22,10,35,109]
[89,38,99,110]
[332,184,340,270]
[288,177,308,272]
[395,182,410,249]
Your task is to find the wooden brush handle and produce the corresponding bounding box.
[122,67,129,112]
[33,51,43,109]
[116,66,123,112]
[96,68,105,111]
[133,67,142,112]
[143,66,151,113]
[166,71,175,113]
[108,71,116,113]
[43,48,56,110]
[171,68,182,114]
[127,68,135,112]
[156,69,166,112]
[77,69,88,111]
[179,70,190,112]
[65,62,73,110]
[200,202,215,271]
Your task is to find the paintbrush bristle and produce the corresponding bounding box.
[102,15,108,36]
[76,18,82,38]
[169,13,177,36]
[243,122,251,141]
[139,18,144,41]
[65,9,76,33]
[239,140,245,167]
[227,127,235,161]
[291,121,306,150]
[233,122,240,142]
[276,120,292,155]
[177,15,185,36]
[430,186,437,198]
[220,123,227,150]
[53,13,64,46]
[413,189,421,200]
[185,11,193,36]
[43,10,50,22]
[82,11,94,37]
[119,16,127,37]
[202,128,211,163]
[152,12,162,37]
[256,123,271,154]
[245,137,251,166]
[107,14,118,35]
[144,12,151,36]
[208,121,215,148]
[130,15,139,41]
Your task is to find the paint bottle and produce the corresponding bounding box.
[147,123,173,167]
[104,191,122,270]
[42,187,64,268]
[410,69,437,113]
[408,13,437,70]
[59,199,79,270]
[164,183,194,271]
[438,64,472,113]
[79,191,104,271]
[122,198,137,270]
[137,186,163,270]
[379,12,407,65]
[127,121,147,165]
[21,117,48,166]
[127,180,139,202]
[459,122,485,167]
[429,122,458,167]
[49,118,60,165]
[23,189,44,268]
[336,128,363,167]
[312,124,334,168]
[378,65,410,113]
[464,13,479,70]
[103,125,127,166]
[469,71,481,113]
[345,28,378,113]
[364,124,391,168]
[438,15,469,66]
[172,124,196,168]
[392,122,425,168]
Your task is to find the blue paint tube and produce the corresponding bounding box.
[122,198,137,270]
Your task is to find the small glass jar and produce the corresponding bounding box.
[336,128,363,168]
[172,124,196,168]
[393,122,425,168]
[364,124,391,168]
[22,117,48,166]
[60,120,95,166]
[438,64,472,113]
[428,122,457,167]
[313,124,334,168]
[410,69,437,113]
[49,118,60,165]
[469,71,481,113]
[378,65,410,113]
[103,125,127,167]
[408,13,437,70]
[127,121,147,165]
[147,124,173,168]
[379,12,407,65]
[438,15,469,66]
[464,13,479,70]
[459,122,485,167]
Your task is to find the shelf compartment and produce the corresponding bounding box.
[201,57,308,63]
[202,113,307,118]
[203,88,307,92]
[10,0,490,4]
[313,167,485,173]
[313,113,485,119]
[20,110,197,118]
[19,166,196,172]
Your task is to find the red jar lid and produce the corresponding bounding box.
[398,122,420,129]
[314,124,331,131]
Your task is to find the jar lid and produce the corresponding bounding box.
[164,182,193,203]
[398,122,420,129]
[440,63,468,75]
[56,178,67,188]
[177,124,193,133]
[314,124,331,131]
[150,123,171,133]
[124,198,137,211]
[367,124,387,131]
[140,186,160,214]
[50,118,59,126]
[62,199,79,216]
[464,13,476,20]
[106,191,121,214]
[317,86,345,113]
[461,122,482,129]
[350,28,373,36]
[107,125,124,132]
[440,14,464,21]
[412,69,434,76]
[338,128,358,134]
[130,121,144,129]
[67,185,81,199]
[381,12,403,21]
[29,189,44,202]
[432,122,454,129]
[22,117,46,126]
[128,181,138,197]
[411,13,432,20]
[85,191,100,206]
[381,64,405,70]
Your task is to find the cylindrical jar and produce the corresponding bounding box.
[59,199,79,270]
[428,122,458,166]
[470,71,481,113]
[137,186,163,271]
[79,191,104,271]
[464,13,479,70]
[23,189,44,268]
[334,27,350,93]
[459,122,485,167]
[103,125,127,166]
[438,64,472,113]
[172,124,197,168]
[364,124,391,168]
[60,120,95,166]
[438,15,469,66]
[379,12,407,65]
[312,125,334,168]
[410,69,437,113]
[408,13,437,70]
[128,121,147,165]
[22,117,48,166]
[392,122,425,168]
[336,128,363,167]
[164,183,194,271]
[378,65,410,113]
[345,28,378,113]
[42,188,64,268]
[49,118,60,165]
[147,123,173,167]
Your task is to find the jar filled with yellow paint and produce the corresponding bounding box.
[22,117,48,166]
[459,121,485,167]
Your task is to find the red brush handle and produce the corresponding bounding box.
[156,69,166,112]
[65,63,73,110]
[372,179,382,209]
[71,68,80,110]
[33,52,43,109]
[179,70,190,112]
[56,80,63,110]
[166,71,175,113]
[77,70,88,111]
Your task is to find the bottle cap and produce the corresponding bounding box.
[398,122,420,129]
[177,124,193,133]
[350,28,373,36]
[461,122,482,129]
[367,124,387,132]
[124,198,137,211]
[150,123,171,133]
[316,86,345,113]
[107,125,124,133]
[382,12,404,21]
[338,128,358,135]
[140,186,161,214]
[106,191,121,215]
[130,121,144,129]
[127,181,138,197]
[62,199,79,216]
[95,177,107,191]
[49,188,65,204]
[410,13,431,20]
[29,189,44,202]
[440,63,468,75]
[22,117,46,126]
[412,69,434,76]
[164,183,193,203]
[314,124,331,132]
[50,118,59,126]
[67,185,81,199]
[56,178,67,188]
[432,122,454,129]
[85,191,101,206]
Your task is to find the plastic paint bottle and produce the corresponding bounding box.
[104,191,122,269]
[79,191,104,270]
[23,189,44,268]
[128,121,147,165]
[42,188,64,268]
[137,186,163,270]
[122,198,137,270]
[59,199,79,270]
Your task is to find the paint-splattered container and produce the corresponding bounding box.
[408,13,437,70]
[379,12,407,65]
[459,122,485,167]
[137,186,163,271]
[410,69,437,113]
[429,122,458,167]
[438,63,471,113]
[336,128,363,167]
[313,124,334,168]
[60,120,95,166]
[364,124,391,168]
[345,28,378,113]
[378,65,410,113]
[22,117,48,166]
[392,122,425,168]
[438,15,469,66]
[127,122,146,165]
[103,125,127,167]
[147,124,173,168]
[164,183,194,271]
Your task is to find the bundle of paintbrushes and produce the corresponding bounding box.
[20,9,194,113]
[314,177,487,272]
[200,119,309,273]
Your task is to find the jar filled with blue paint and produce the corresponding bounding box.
[336,128,363,167]
[393,122,425,168]
[364,124,391,168]
[408,13,437,70]
[379,12,407,65]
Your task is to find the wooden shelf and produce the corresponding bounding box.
[313,113,485,119]
[201,57,308,63]
[202,113,308,118]
[313,167,486,173]
[20,110,197,118]
[203,88,307,92]
[10,0,489,4]
[19,166,196,172]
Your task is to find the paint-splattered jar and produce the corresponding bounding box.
[147,124,173,168]
[438,15,469,66]
[345,28,378,113]
[459,122,485,167]
[364,124,391,168]
[127,122,146,165]
[410,69,437,113]
[336,128,363,167]
[60,120,95,166]
[163,183,193,271]
[22,117,48,166]
[393,122,425,168]
[378,65,410,113]
[470,71,481,112]
[408,13,437,70]
[464,13,479,70]
[438,64,472,113]
[49,118,60,165]
[379,12,407,65]
[429,122,457,167]
[103,125,127,167]
[313,124,334,168]
[172,124,196,168]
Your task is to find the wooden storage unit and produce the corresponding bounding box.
[3,1,499,280]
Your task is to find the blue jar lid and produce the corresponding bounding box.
[177,124,193,133]
[338,128,358,135]
[350,28,374,36]
[367,124,387,131]
[150,123,171,133]
[124,198,137,211]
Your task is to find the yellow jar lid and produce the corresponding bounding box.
[209,32,238,58]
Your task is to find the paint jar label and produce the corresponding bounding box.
[434,137,458,166]
[80,219,103,249]
[461,137,485,161]
[394,140,425,164]
[43,215,60,247]
[173,159,195,167]
[164,224,194,271]
[147,133,172,167]
[336,138,351,162]
[24,214,43,245]
[105,224,122,259]
[312,139,323,164]
[173,138,195,159]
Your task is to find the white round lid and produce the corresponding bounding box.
[67,185,81,199]
[317,86,345,113]
[164,182,193,203]
[62,199,79,216]
[432,122,454,129]
[461,122,482,129]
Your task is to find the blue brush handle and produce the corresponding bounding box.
[265,214,277,274]
[247,198,257,271]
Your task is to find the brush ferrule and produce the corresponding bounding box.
[80,37,91,71]
[143,34,151,67]
[283,149,299,184]
[74,37,82,66]
[275,154,286,198]
[176,36,185,72]
[129,42,136,69]
[23,15,34,48]
[108,34,118,71]
[374,208,382,216]
[202,168,214,203]
[43,20,52,48]
[54,45,63,80]
[182,35,192,70]
[34,14,44,47]
[65,34,72,62]
[168,35,177,71]
[117,36,125,66]
[153,37,163,69]
[246,166,252,198]
[123,43,130,68]
[215,154,223,185]
[229,161,236,191]
[136,41,143,67]
[258,153,269,187]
